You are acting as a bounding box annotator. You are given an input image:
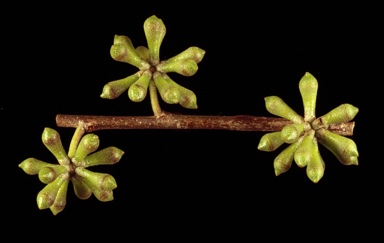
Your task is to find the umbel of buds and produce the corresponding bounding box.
[19,127,124,215]
[100,15,206,110]
[257,72,359,183]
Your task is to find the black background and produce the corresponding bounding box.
[2,2,382,241]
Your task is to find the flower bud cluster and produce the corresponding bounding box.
[19,127,124,215]
[258,72,359,183]
[100,15,205,109]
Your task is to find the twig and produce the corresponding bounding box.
[56,113,355,136]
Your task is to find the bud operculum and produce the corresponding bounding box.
[128,70,152,102]
[258,131,285,152]
[100,72,141,99]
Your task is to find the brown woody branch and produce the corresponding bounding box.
[56,113,355,136]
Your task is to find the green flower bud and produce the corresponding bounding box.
[100,72,141,99]
[128,70,152,102]
[71,175,92,200]
[162,74,197,109]
[274,137,303,176]
[38,165,67,184]
[294,130,315,168]
[80,146,124,167]
[72,134,100,165]
[258,131,285,152]
[36,173,69,210]
[19,158,55,175]
[177,85,198,109]
[144,15,166,65]
[299,72,318,122]
[306,139,325,183]
[316,128,359,165]
[153,71,180,104]
[157,59,198,76]
[136,46,150,62]
[50,179,69,215]
[75,167,117,202]
[110,35,150,69]
[281,123,307,144]
[162,46,205,64]
[41,128,70,165]
[313,104,359,127]
[264,96,304,123]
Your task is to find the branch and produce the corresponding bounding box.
[56,113,355,136]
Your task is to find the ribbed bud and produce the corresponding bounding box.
[162,74,197,109]
[136,46,150,62]
[100,72,141,99]
[274,137,303,176]
[153,71,180,104]
[38,165,67,184]
[316,128,359,165]
[50,179,69,215]
[162,46,206,64]
[264,96,304,123]
[110,35,150,69]
[299,72,318,122]
[41,128,70,165]
[156,59,198,76]
[72,134,100,164]
[314,104,359,126]
[306,139,325,183]
[294,130,315,168]
[144,15,166,65]
[75,167,117,202]
[281,123,306,144]
[71,175,92,200]
[81,146,124,167]
[19,158,54,175]
[128,70,152,102]
[36,173,69,210]
[258,132,285,152]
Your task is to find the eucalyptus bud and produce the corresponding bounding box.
[178,85,198,109]
[72,134,100,164]
[38,165,67,184]
[294,130,315,168]
[136,46,150,62]
[50,179,69,215]
[36,173,69,210]
[274,137,303,176]
[264,96,304,123]
[299,72,318,122]
[128,70,152,102]
[157,59,198,76]
[41,127,70,165]
[162,74,197,109]
[306,139,325,183]
[281,123,307,144]
[313,104,359,128]
[100,72,141,99]
[162,46,206,64]
[258,131,285,152]
[75,167,117,202]
[71,175,92,200]
[80,146,124,167]
[144,15,166,65]
[316,128,359,165]
[153,71,180,104]
[110,35,150,69]
[19,158,55,175]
